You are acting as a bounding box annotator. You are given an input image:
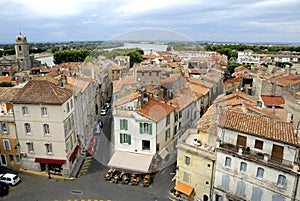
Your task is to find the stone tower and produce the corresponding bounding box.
[15,33,31,71]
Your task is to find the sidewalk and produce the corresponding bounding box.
[19,155,85,180]
[20,168,76,180]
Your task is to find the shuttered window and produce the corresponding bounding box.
[271,144,284,162]
[236,135,247,147]
[251,186,262,201]
[272,194,285,201]
[221,175,229,191]
[140,122,152,134]
[120,133,131,145]
[120,119,128,130]
[254,139,264,150]
[236,180,246,197]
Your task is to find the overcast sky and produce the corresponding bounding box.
[0,0,299,44]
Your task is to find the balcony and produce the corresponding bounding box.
[219,143,295,170]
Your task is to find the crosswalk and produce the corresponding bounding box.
[79,156,93,176]
[54,200,111,201]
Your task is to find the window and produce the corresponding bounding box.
[236,135,247,147]
[3,140,10,150]
[0,123,9,133]
[142,140,150,150]
[120,133,131,144]
[254,139,264,150]
[41,107,48,116]
[26,142,34,152]
[240,162,247,172]
[221,175,229,191]
[185,156,191,165]
[120,119,128,130]
[9,155,14,163]
[256,167,264,179]
[183,172,190,183]
[22,107,29,115]
[156,72,159,76]
[45,143,52,154]
[225,157,231,167]
[43,124,50,135]
[70,99,73,109]
[67,102,70,113]
[24,123,31,134]
[166,114,170,126]
[179,111,182,118]
[16,155,20,163]
[174,125,177,135]
[277,175,286,187]
[215,195,223,201]
[272,194,285,201]
[251,186,262,201]
[236,181,246,198]
[149,72,152,76]
[165,128,170,141]
[139,122,152,134]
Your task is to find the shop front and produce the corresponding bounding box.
[35,158,66,176]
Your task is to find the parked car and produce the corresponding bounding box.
[100,108,107,116]
[0,182,9,196]
[86,136,97,155]
[104,103,110,109]
[0,173,21,186]
[86,145,96,155]
[93,122,102,135]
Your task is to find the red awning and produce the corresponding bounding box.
[69,145,80,161]
[35,158,66,165]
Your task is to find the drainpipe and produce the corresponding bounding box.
[210,159,216,201]
[292,174,299,201]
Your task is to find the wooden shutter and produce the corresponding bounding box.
[236,181,246,197]
[125,120,128,130]
[120,133,123,144]
[221,175,229,191]
[236,135,247,147]
[128,135,131,145]
[6,103,12,112]
[140,123,143,134]
[254,139,263,150]
[120,119,122,130]
[149,124,152,135]
[5,124,9,132]
[271,145,283,162]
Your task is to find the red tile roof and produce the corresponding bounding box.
[136,98,175,121]
[161,74,181,84]
[0,87,22,101]
[224,77,242,85]
[261,95,285,107]
[275,74,300,87]
[0,76,13,82]
[13,80,72,104]
[219,110,299,146]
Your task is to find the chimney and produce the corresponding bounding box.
[58,77,63,88]
[271,104,275,113]
[272,80,277,96]
[286,65,290,76]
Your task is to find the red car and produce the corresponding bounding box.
[86,136,97,155]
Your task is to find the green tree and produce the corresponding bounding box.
[126,50,143,67]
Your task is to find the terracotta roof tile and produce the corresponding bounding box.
[161,74,181,84]
[0,87,22,101]
[188,78,213,88]
[219,110,299,146]
[0,76,13,82]
[136,98,175,121]
[113,75,137,93]
[13,80,72,104]
[274,74,300,87]
[261,95,285,107]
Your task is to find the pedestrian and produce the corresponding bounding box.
[48,171,51,179]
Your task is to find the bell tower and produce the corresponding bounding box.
[15,32,31,71]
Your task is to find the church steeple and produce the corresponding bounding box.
[14,32,31,70]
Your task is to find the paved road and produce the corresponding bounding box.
[1,160,175,201]
[1,107,177,201]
